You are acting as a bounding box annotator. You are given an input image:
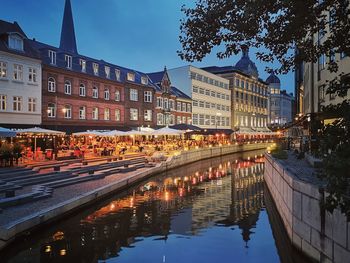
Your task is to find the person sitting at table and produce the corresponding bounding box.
[119,147,127,155]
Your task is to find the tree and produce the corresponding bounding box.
[179,0,350,216]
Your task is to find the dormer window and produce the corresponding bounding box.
[115,69,121,81]
[48,50,56,65]
[141,76,148,85]
[93,63,99,76]
[8,34,23,51]
[127,72,135,82]
[65,55,72,69]
[105,66,110,78]
[80,59,86,72]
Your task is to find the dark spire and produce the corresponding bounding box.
[241,45,249,58]
[59,0,78,54]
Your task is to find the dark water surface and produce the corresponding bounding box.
[1,150,311,263]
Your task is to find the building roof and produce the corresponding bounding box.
[0,20,40,60]
[234,46,259,78]
[59,0,78,54]
[266,72,281,84]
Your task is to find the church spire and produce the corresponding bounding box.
[59,0,78,54]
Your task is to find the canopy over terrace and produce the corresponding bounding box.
[151,127,185,136]
[0,127,17,137]
[72,130,110,137]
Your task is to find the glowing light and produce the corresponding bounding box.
[164,191,170,201]
[45,245,52,253]
[60,249,67,256]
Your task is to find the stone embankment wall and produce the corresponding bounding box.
[264,154,350,263]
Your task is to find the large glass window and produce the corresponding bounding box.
[115,109,121,121]
[28,68,37,83]
[80,59,86,72]
[79,84,86,96]
[79,106,86,119]
[157,113,164,125]
[105,66,110,78]
[63,105,72,119]
[141,76,148,85]
[9,35,23,50]
[92,107,99,120]
[144,110,152,121]
[104,108,110,120]
[92,87,98,98]
[127,72,135,81]
[104,88,110,100]
[144,91,152,102]
[13,96,22,111]
[115,69,121,81]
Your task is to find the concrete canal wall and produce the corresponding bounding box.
[0,142,270,250]
[264,154,350,263]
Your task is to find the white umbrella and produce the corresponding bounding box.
[72,130,109,137]
[0,127,17,137]
[124,130,152,136]
[103,130,127,136]
[139,126,155,133]
[152,127,185,136]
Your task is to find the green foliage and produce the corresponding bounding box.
[271,145,288,160]
[0,142,13,160]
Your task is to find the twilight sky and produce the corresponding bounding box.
[1,0,294,94]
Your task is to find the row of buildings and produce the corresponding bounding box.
[0,0,294,134]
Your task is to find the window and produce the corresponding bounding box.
[211,91,216,97]
[48,77,56,92]
[211,116,216,126]
[28,98,36,112]
[182,116,186,124]
[169,99,174,110]
[104,88,110,100]
[193,86,198,93]
[205,102,210,108]
[115,109,121,121]
[216,92,221,98]
[64,80,71,95]
[79,84,86,97]
[92,107,99,120]
[144,91,152,102]
[192,100,198,107]
[192,114,198,125]
[211,103,216,109]
[177,102,181,111]
[105,66,110,78]
[0,95,6,110]
[341,52,347,59]
[13,64,23,81]
[47,103,56,118]
[130,89,138,101]
[169,114,175,125]
[92,87,98,98]
[236,79,240,87]
[187,103,191,112]
[79,106,86,119]
[115,90,120,101]
[241,81,245,89]
[164,98,169,109]
[141,76,148,85]
[8,34,23,50]
[199,88,204,94]
[199,114,204,125]
[157,97,163,108]
[157,113,164,125]
[182,103,186,112]
[127,72,135,81]
[63,105,72,119]
[0,61,7,78]
[187,117,192,124]
[144,110,152,121]
[80,59,86,72]
[93,63,99,75]
[130,108,138,120]
[104,108,110,120]
[199,101,204,108]
[65,55,72,69]
[221,93,225,100]
[48,50,56,65]
[318,54,326,70]
[28,68,37,83]
[115,69,121,81]
[205,89,210,96]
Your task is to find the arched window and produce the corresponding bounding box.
[92,107,99,120]
[79,106,86,119]
[104,88,110,100]
[92,86,98,98]
[157,113,164,125]
[63,105,72,119]
[48,77,56,92]
[64,80,71,95]
[115,109,121,121]
[104,108,110,120]
[47,103,56,118]
[79,83,86,97]
[115,90,120,101]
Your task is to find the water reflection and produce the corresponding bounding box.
[1,151,309,263]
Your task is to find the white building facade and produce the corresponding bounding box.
[167,66,231,130]
[0,21,42,126]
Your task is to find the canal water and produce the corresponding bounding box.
[1,150,311,263]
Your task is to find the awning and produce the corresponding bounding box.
[0,127,17,137]
[152,127,185,136]
[201,129,234,135]
[16,127,65,136]
[72,130,108,137]
[171,124,203,132]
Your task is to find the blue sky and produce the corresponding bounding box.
[1,0,294,94]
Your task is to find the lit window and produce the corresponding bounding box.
[13,64,23,81]
[28,97,36,112]
[65,55,72,69]
[48,77,56,92]
[115,109,121,121]
[48,50,56,65]
[92,87,98,98]
[144,91,152,102]
[0,61,7,78]
[0,95,6,110]
[130,89,138,101]
[164,98,169,109]
[115,69,121,81]
[28,68,37,83]
[63,105,72,119]
[157,97,163,108]
[104,88,110,100]
[187,103,191,112]
[104,108,110,120]
[130,108,138,120]
[13,96,22,111]
[92,107,99,120]
[105,66,110,78]
[8,34,23,50]
[47,103,56,117]
[93,63,99,75]
[79,106,86,119]
[177,101,181,111]
[79,84,86,96]
[80,59,86,72]
[115,90,120,101]
[64,80,71,95]
[127,72,135,82]
[157,113,164,125]
[144,110,152,121]
[141,76,148,85]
